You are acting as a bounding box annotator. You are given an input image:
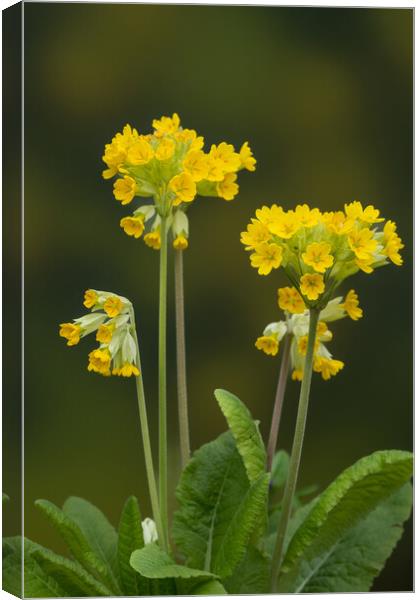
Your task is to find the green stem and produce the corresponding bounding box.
[270,308,320,592]
[267,333,292,472]
[129,307,165,549]
[174,249,191,469]
[158,217,169,550]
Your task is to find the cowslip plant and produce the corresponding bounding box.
[3,121,412,597]
[241,201,407,590]
[102,114,256,544]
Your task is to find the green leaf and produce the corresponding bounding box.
[214,388,266,483]
[277,450,413,592]
[271,450,290,490]
[32,547,113,596]
[63,496,121,592]
[3,492,10,504]
[295,483,413,592]
[35,498,119,594]
[223,546,270,594]
[117,495,149,595]
[130,543,217,595]
[190,580,227,595]
[172,431,270,579]
[3,537,66,598]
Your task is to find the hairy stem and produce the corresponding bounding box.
[270,308,320,591]
[158,217,169,550]
[174,249,191,469]
[129,307,165,549]
[267,333,292,472]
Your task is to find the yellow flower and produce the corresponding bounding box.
[240,219,271,250]
[255,205,285,227]
[83,289,98,309]
[269,211,300,239]
[113,176,137,205]
[206,156,225,182]
[294,204,321,228]
[104,296,124,318]
[292,369,303,381]
[88,349,112,376]
[341,289,363,320]
[169,172,197,205]
[323,211,354,235]
[144,230,161,250]
[155,138,175,161]
[344,201,384,224]
[355,256,374,274]
[239,142,256,171]
[382,220,404,266]
[183,150,209,181]
[347,228,378,260]
[173,234,188,250]
[176,128,203,149]
[59,323,81,346]
[127,139,154,165]
[250,243,283,275]
[152,113,180,137]
[217,172,239,201]
[313,357,344,380]
[300,273,325,301]
[96,324,114,344]
[113,363,140,377]
[255,335,279,356]
[120,216,145,239]
[302,241,334,273]
[209,142,241,173]
[277,287,305,314]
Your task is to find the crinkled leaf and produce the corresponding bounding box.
[294,483,413,593]
[3,537,65,598]
[277,450,413,592]
[117,495,149,595]
[214,388,266,483]
[35,499,119,594]
[32,546,112,596]
[130,543,217,595]
[172,431,270,578]
[223,546,270,594]
[63,496,121,592]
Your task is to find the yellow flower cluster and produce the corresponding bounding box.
[103,114,256,251]
[241,202,403,307]
[59,290,140,377]
[255,287,363,381]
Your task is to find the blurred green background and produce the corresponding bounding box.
[7,3,414,592]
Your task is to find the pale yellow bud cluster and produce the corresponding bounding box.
[59,290,140,377]
[255,287,363,381]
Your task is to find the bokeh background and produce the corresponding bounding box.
[5,3,413,592]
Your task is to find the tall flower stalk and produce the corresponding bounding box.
[270,308,319,591]
[158,216,169,549]
[174,249,191,468]
[129,306,166,550]
[266,333,291,472]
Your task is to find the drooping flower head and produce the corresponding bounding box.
[241,202,403,309]
[255,287,363,381]
[102,114,256,251]
[59,290,140,378]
